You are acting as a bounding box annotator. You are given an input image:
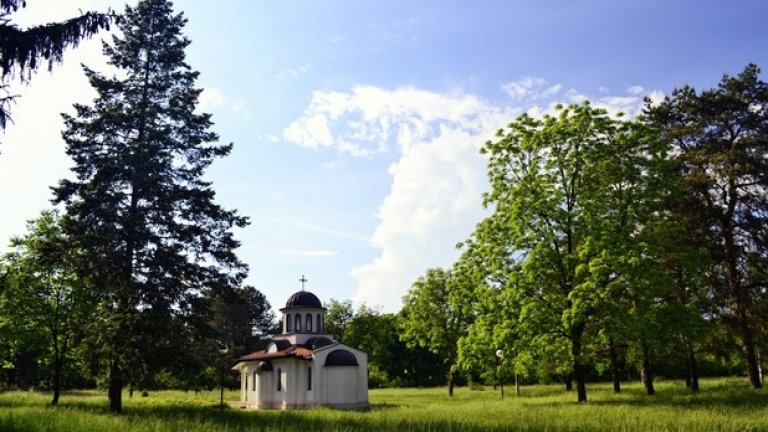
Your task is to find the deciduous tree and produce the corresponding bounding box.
[1,211,92,405]
[474,103,668,402]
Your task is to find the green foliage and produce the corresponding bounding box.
[645,63,768,389]
[324,298,354,339]
[466,102,673,401]
[400,267,476,395]
[0,211,93,402]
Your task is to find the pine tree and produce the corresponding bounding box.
[0,0,115,131]
[53,0,248,413]
[645,64,768,389]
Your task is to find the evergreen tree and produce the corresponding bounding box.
[645,64,768,389]
[0,0,115,131]
[53,0,248,413]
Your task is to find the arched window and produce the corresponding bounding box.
[306,313,313,332]
[286,316,292,333]
[308,366,312,391]
[277,368,282,391]
[252,371,257,390]
[295,313,302,332]
[317,314,323,333]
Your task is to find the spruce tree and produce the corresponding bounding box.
[0,0,115,132]
[53,0,248,413]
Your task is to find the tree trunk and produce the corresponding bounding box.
[738,319,763,389]
[571,323,587,403]
[564,376,573,391]
[51,352,63,406]
[447,370,455,397]
[129,381,134,398]
[724,220,763,389]
[609,340,621,393]
[686,347,699,392]
[640,341,655,396]
[108,359,122,413]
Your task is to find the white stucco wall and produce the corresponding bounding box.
[235,343,368,410]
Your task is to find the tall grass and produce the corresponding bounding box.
[0,378,765,431]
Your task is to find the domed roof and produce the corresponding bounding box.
[285,290,323,309]
[325,349,359,367]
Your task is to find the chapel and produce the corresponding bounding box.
[232,279,368,409]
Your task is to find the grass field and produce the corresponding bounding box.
[0,378,766,431]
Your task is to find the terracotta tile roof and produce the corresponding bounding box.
[237,344,314,363]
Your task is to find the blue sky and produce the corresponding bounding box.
[1,0,766,313]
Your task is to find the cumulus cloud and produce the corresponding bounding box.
[283,87,518,310]
[282,80,665,312]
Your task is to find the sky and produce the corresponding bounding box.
[1,0,767,313]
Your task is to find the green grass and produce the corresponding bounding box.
[0,378,766,431]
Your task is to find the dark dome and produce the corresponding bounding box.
[305,337,334,350]
[285,291,323,309]
[324,349,359,367]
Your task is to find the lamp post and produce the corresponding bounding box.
[495,349,504,399]
[219,346,229,411]
[513,348,520,397]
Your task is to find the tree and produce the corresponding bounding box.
[209,285,274,355]
[400,267,475,396]
[53,0,248,413]
[1,211,93,405]
[0,0,115,132]
[324,298,354,339]
[474,103,668,402]
[645,64,768,389]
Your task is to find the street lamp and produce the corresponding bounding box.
[495,349,504,399]
[513,348,520,397]
[219,346,229,411]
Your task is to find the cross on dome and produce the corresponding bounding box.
[299,274,308,291]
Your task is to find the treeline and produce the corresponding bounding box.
[399,64,768,402]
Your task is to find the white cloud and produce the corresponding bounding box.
[646,90,666,107]
[627,85,645,96]
[283,82,664,312]
[284,87,517,311]
[501,77,561,101]
[199,88,226,110]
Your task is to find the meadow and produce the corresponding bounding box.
[0,378,766,432]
